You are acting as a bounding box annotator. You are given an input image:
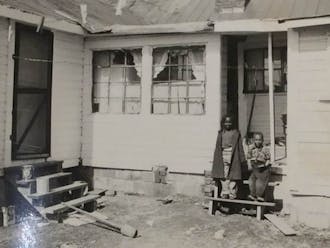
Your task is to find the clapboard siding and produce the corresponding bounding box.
[50,31,84,168]
[82,34,222,173]
[288,25,330,187]
[0,17,8,167]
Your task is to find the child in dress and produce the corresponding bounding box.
[212,115,246,200]
[247,132,271,202]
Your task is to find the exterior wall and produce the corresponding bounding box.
[3,22,84,168]
[83,33,223,173]
[287,25,330,228]
[238,33,287,144]
[0,17,9,171]
[49,31,84,168]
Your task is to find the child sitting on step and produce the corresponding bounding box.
[247,132,271,202]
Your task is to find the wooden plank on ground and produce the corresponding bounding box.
[42,194,100,215]
[205,197,276,207]
[264,214,297,236]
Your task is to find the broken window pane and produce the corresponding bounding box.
[92,49,142,114]
[152,46,206,115]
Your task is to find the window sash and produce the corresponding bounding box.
[92,50,142,114]
[244,47,287,94]
[151,47,206,115]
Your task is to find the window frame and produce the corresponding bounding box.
[243,47,287,94]
[92,49,142,114]
[151,46,206,115]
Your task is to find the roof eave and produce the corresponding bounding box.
[214,19,288,33]
[0,4,85,35]
[280,16,330,29]
[87,22,214,36]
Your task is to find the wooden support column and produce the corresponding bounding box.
[141,46,153,114]
[268,33,275,164]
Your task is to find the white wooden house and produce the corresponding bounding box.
[0,0,329,228]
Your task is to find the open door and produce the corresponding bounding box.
[12,24,53,160]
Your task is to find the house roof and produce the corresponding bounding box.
[0,0,216,34]
[1,0,330,35]
[215,0,330,22]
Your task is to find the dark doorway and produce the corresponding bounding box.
[226,36,245,128]
[11,24,53,160]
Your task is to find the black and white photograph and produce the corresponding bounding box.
[0,0,329,247]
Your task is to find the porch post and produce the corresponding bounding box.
[268,33,275,164]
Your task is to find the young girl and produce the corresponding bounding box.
[211,115,246,199]
[247,132,271,202]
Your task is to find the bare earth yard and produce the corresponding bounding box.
[0,194,329,248]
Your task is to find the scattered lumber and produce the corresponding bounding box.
[63,203,138,238]
[264,214,297,236]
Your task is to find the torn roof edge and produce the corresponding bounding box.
[90,21,214,35]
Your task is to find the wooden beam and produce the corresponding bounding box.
[284,16,330,29]
[205,197,276,207]
[36,16,45,33]
[0,5,84,35]
[265,214,297,236]
[214,19,288,33]
[268,33,276,164]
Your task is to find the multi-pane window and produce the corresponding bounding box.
[92,49,142,114]
[152,46,206,115]
[244,47,287,93]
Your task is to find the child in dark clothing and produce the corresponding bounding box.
[212,115,246,200]
[247,132,271,202]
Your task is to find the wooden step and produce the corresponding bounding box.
[16,172,72,185]
[205,197,276,207]
[243,180,280,187]
[42,194,101,215]
[28,181,88,200]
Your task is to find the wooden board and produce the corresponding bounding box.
[42,194,100,214]
[264,214,297,236]
[205,197,276,207]
[243,180,280,187]
[28,181,87,199]
[35,172,72,180]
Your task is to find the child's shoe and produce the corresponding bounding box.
[248,195,257,201]
[257,197,265,202]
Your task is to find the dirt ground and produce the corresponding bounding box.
[0,194,329,248]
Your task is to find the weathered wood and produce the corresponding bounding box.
[205,197,276,207]
[42,194,100,215]
[87,188,107,196]
[28,181,87,199]
[256,206,265,220]
[268,32,276,164]
[35,172,72,181]
[243,180,280,186]
[208,200,216,216]
[63,203,138,238]
[265,214,297,236]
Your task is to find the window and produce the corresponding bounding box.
[244,47,287,93]
[152,46,206,115]
[92,49,142,114]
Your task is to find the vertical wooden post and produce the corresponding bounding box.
[256,206,265,221]
[141,46,153,114]
[208,200,216,216]
[268,33,275,164]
